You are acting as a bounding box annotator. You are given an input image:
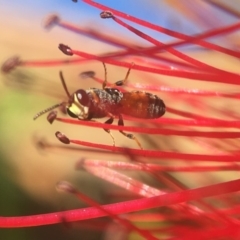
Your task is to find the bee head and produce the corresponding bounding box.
[67,89,90,119]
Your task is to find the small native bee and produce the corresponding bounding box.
[34,63,166,149]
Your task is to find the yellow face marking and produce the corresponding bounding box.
[68,94,89,119]
[68,103,82,116]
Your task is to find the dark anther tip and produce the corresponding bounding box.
[115,80,124,86]
[58,44,73,56]
[100,11,113,19]
[80,71,95,79]
[1,56,20,73]
[47,111,57,124]
[72,0,78,2]
[44,14,60,29]
[55,131,70,144]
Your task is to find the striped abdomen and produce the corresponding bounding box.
[118,91,165,119]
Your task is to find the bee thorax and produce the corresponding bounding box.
[86,88,123,118]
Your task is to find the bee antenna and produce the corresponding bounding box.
[33,103,64,120]
[59,71,71,99]
[34,71,70,121]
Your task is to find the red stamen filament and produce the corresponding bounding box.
[56,181,158,240]
[69,138,240,162]
[83,0,240,58]
[55,116,240,139]
[66,47,240,85]
[2,178,240,228]
[81,159,240,172]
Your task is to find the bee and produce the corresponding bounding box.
[34,63,166,149]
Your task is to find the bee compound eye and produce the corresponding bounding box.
[67,108,78,118]
[76,90,89,106]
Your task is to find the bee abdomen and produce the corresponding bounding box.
[120,91,166,119]
[147,93,166,118]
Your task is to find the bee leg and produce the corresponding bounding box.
[102,62,108,89]
[103,117,115,146]
[118,114,143,149]
[114,62,135,87]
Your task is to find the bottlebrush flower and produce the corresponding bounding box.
[1,0,240,239]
